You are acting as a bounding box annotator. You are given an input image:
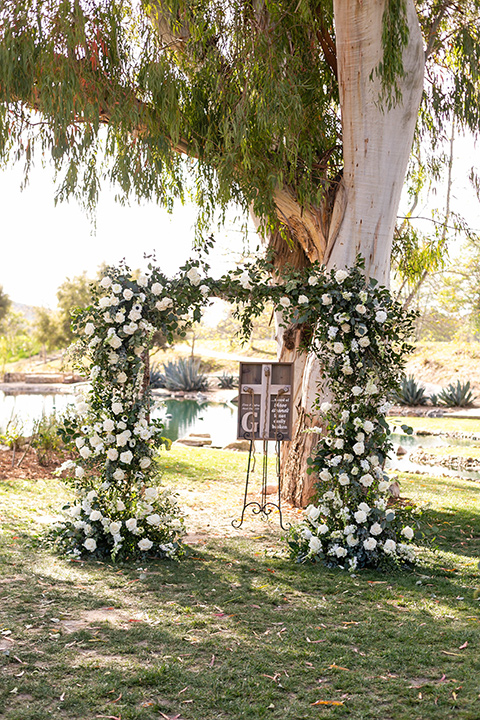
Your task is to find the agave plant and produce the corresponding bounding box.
[160,358,209,392]
[437,380,477,408]
[149,362,166,389]
[217,372,238,389]
[393,375,429,406]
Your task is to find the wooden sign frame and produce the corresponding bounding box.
[237,362,294,441]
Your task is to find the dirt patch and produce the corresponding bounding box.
[60,608,134,633]
[0,448,65,482]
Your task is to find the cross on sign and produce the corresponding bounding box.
[238,363,292,440]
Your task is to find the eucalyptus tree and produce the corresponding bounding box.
[0,0,479,504]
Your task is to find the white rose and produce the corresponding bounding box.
[137,274,148,287]
[103,419,115,432]
[383,539,396,554]
[279,296,291,309]
[116,432,129,447]
[346,534,358,547]
[401,526,414,540]
[335,546,347,558]
[308,276,319,286]
[355,304,367,314]
[320,402,332,413]
[144,487,158,500]
[99,276,112,289]
[111,402,123,415]
[79,446,92,459]
[309,536,322,553]
[107,448,119,461]
[116,500,126,512]
[358,337,370,347]
[146,514,161,526]
[75,437,86,449]
[151,282,163,295]
[306,505,321,522]
[186,267,202,285]
[120,450,133,464]
[126,518,137,531]
[353,442,365,455]
[363,420,374,433]
[321,293,332,305]
[378,480,390,493]
[117,372,128,384]
[109,521,122,535]
[376,310,387,323]
[123,288,134,300]
[108,335,122,349]
[358,502,370,512]
[75,466,85,479]
[298,294,309,304]
[365,380,378,395]
[360,473,374,487]
[319,469,331,481]
[89,510,102,521]
[352,386,363,396]
[335,269,349,283]
[354,510,367,524]
[338,473,350,486]
[113,468,125,481]
[69,505,82,518]
[99,296,111,309]
[333,342,344,354]
[140,457,151,469]
[84,538,97,552]
[129,309,142,322]
[138,538,153,551]
[317,523,329,535]
[370,522,383,536]
[363,537,377,551]
[84,322,95,336]
[155,297,173,311]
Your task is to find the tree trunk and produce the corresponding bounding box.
[272,0,425,507]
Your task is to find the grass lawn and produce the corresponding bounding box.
[1,446,479,720]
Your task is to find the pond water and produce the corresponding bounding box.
[1,390,480,480]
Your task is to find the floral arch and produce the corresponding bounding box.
[53,252,419,571]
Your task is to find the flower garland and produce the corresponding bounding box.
[52,253,419,568]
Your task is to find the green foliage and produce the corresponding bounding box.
[437,380,477,408]
[56,272,94,345]
[394,374,429,406]
[31,412,64,466]
[149,361,166,389]
[160,357,209,392]
[217,371,237,389]
[0,414,24,450]
[0,284,10,326]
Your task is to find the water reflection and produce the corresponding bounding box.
[153,399,237,446]
[0,391,74,434]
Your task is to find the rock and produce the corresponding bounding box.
[175,433,212,447]
[389,481,401,498]
[396,445,407,456]
[222,440,251,452]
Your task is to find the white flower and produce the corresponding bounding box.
[353,441,365,455]
[308,276,319,286]
[338,473,350,486]
[111,283,122,294]
[321,293,332,305]
[335,546,347,558]
[401,526,414,540]
[84,322,95,336]
[144,487,158,500]
[129,308,142,322]
[75,466,85,479]
[341,323,350,333]
[354,510,367,524]
[123,288,134,300]
[383,539,397,554]
[355,304,367,314]
[140,457,151,469]
[107,448,119,461]
[155,297,174,311]
[352,386,363,396]
[112,402,123,415]
[113,468,125,481]
[376,310,387,323]
[108,335,122,349]
[75,437,86,450]
[120,450,133,464]
[363,537,377,551]
[358,502,370,513]
[116,431,129,447]
[116,500,126,512]
[309,536,323,553]
[306,505,321,522]
[126,518,137,531]
[199,284,210,296]
[79,446,92,459]
[109,521,122,535]
[99,296,112,309]
[360,473,374,487]
[365,380,378,395]
[317,523,329,535]
[186,267,202,285]
[363,420,374,433]
[146,514,161,526]
[99,276,112,289]
[301,527,312,540]
[239,271,252,290]
[370,522,383,536]
[103,419,115,432]
[378,480,390,493]
[279,296,291,309]
[89,510,102,521]
[320,402,332,413]
[334,438,344,450]
[137,274,148,287]
[335,269,349,283]
[69,504,82,518]
[298,294,309,304]
[138,538,153,551]
[333,342,344,354]
[151,282,163,295]
[346,534,358,547]
[84,538,97,552]
[358,337,370,348]
[117,372,128,384]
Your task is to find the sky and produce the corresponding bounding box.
[0,132,478,310]
[0,161,257,309]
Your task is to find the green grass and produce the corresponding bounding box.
[1,447,479,720]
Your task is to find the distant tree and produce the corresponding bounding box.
[0,285,11,329]
[56,272,94,345]
[33,307,62,362]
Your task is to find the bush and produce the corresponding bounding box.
[437,380,477,407]
[393,375,429,406]
[217,372,237,389]
[160,358,209,392]
[149,362,166,389]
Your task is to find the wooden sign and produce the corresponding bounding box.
[237,362,293,441]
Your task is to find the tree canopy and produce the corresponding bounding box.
[0,0,479,244]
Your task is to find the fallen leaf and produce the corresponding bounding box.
[307,637,326,644]
[209,655,215,667]
[328,664,350,671]
[458,642,468,649]
[441,651,461,656]
[311,700,344,706]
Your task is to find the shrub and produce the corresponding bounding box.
[217,372,237,389]
[393,375,428,406]
[161,358,209,392]
[149,362,166,389]
[437,380,477,407]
